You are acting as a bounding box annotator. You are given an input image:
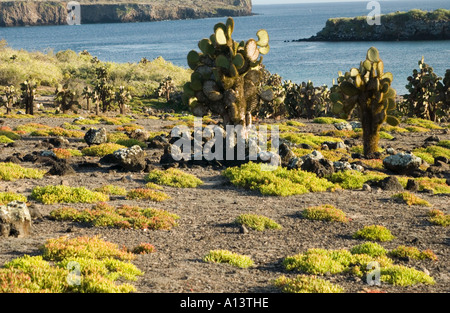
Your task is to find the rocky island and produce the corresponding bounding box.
[0,0,252,27]
[294,9,449,41]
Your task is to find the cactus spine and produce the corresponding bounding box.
[330,47,398,157]
[184,17,270,134]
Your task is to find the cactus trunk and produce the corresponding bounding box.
[361,110,381,157]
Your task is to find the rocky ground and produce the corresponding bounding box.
[0,112,449,294]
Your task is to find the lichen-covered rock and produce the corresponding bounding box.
[334,122,353,131]
[127,128,150,142]
[113,145,146,172]
[383,153,422,174]
[84,127,107,146]
[0,201,32,238]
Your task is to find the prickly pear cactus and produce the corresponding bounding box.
[184,17,270,130]
[20,80,37,115]
[256,66,286,119]
[330,47,398,157]
[284,80,330,119]
[405,57,444,122]
[55,83,79,113]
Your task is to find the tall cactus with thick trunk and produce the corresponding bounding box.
[184,17,270,133]
[20,80,37,115]
[330,47,398,157]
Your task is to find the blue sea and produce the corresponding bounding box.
[0,0,449,94]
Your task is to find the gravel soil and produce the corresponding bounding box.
[0,115,448,294]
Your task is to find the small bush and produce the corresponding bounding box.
[50,203,179,230]
[203,250,254,269]
[350,242,387,257]
[107,132,129,143]
[0,192,27,205]
[353,225,395,242]
[389,245,438,261]
[93,185,127,196]
[235,213,282,231]
[0,130,21,140]
[437,140,450,149]
[313,117,346,124]
[31,185,109,204]
[144,182,163,190]
[380,265,435,286]
[280,133,342,149]
[273,275,344,293]
[392,192,431,207]
[131,243,156,255]
[0,162,45,181]
[30,127,84,138]
[223,162,337,196]
[116,139,147,148]
[0,135,14,143]
[406,118,443,130]
[81,143,126,157]
[427,209,449,227]
[126,188,170,202]
[145,168,203,188]
[283,249,354,275]
[52,148,82,159]
[302,205,348,223]
[327,170,387,190]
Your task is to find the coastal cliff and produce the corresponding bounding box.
[295,9,449,41]
[0,0,253,27]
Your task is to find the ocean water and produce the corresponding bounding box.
[0,0,449,94]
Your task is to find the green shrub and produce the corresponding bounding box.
[50,203,179,230]
[302,205,348,223]
[427,209,449,227]
[0,130,21,140]
[283,249,354,275]
[81,143,126,157]
[0,162,46,181]
[413,146,450,164]
[223,162,337,196]
[273,275,344,293]
[280,133,342,149]
[313,117,346,124]
[126,188,170,202]
[115,139,147,148]
[353,225,395,242]
[437,140,450,149]
[327,170,387,189]
[31,185,109,204]
[406,118,443,130]
[350,242,387,257]
[131,243,156,255]
[235,213,282,231]
[0,135,14,143]
[389,245,438,261]
[203,250,254,269]
[145,168,203,188]
[380,265,435,286]
[391,192,431,207]
[0,192,27,205]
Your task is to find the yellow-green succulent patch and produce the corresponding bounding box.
[0,236,142,293]
[93,185,127,196]
[327,170,387,189]
[145,168,203,188]
[302,205,348,223]
[31,185,109,204]
[223,162,337,196]
[406,118,443,130]
[350,242,387,257]
[353,225,395,242]
[273,275,344,293]
[235,213,282,231]
[126,188,170,202]
[280,133,342,149]
[388,245,437,261]
[313,117,346,124]
[81,143,127,157]
[203,250,254,269]
[0,192,27,205]
[391,192,431,207]
[380,265,435,286]
[0,162,46,181]
[50,203,179,230]
[0,135,14,143]
[427,209,449,227]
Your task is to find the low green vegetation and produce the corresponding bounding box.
[327,170,387,190]
[52,148,83,159]
[388,245,438,261]
[0,236,142,293]
[273,275,344,293]
[412,146,450,164]
[203,250,254,269]
[0,192,27,205]
[235,213,282,231]
[50,203,179,230]
[115,139,147,148]
[312,117,346,124]
[437,140,450,149]
[380,265,435,286]
[223,162,337,196]
[81,143,126,157]
[0,135,14,143]
[427,209,449,227]
[350,242,387,257]
[145,168,203,188]
[31,185,109,204]
[126,188,170,202]
[131,243,156,255]
[0,162,46,181]
[302,205,348,223]
[280,133,342,149]
[406,118,443,130]
[391,192,431,207]
[353,225,395,242]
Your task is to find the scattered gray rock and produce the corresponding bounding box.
[379,176,404,191]
[406,179,419,192]
[349,121,362,129]
[351,164,365,172]
[425,135,440,142]
[279,143,296,167]
[41,150,56,158]
[84,127,107,146]
[334,122,353,131]
[386,147,396,155]
[47,160,76,176]
[149,135,169,149]
[0,201,32,238]
[333,161,353,172]
[383,153,422,174]
[301,157,334,178]
[112,145,147,172]
[362,184,372,192]
[323,141,346,150]
[49,136,69,148]
[127,128,150,142]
